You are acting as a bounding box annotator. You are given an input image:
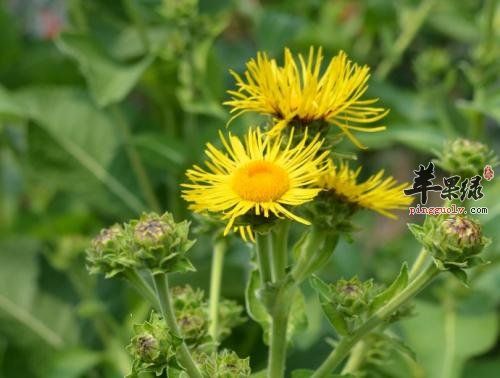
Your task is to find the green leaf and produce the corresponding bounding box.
[12,86,145,213]
[371,263,409,311]
[321,302,349,336]
[400,300,498,378]
[309,275,332,301]
[47,348,102,378]
[56,33,154,107]
[287,288,308,342]
[0,85,24,121]
[245,268,271,344]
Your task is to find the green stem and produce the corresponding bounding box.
[409,248,429,279]
[124,269,159,310]
[341,340,367,374]
[271,222,290,282]
[256,232,273,285]
[375,0,437,79]
[113,106,161,213]
[268,304,290,378]
[153,274,203,378]
[312,264,440,377]
[209,239,227,348]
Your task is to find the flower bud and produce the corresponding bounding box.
[127,312,181,377]
[331,277,374,317]
[134,217,171,247]
[86,224,135,277]
[176,307,208,343]
[195,350,251,377]
[409,215,490,267]
[134,332,159,361]
[434,138,498,177]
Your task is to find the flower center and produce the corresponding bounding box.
[232,161,290,202]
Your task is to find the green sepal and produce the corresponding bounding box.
[371,263,409,313]
[321,302,349,336]
[448,267,469,287]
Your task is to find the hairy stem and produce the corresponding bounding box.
[153,274,202,378]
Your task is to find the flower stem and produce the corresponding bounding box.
[271,221,289,282]
[312,264,440,377]
[209,239,227,348]
[153,274,202,378]
[268,303,290,378]
[256,232,273,285]
[409,248,429,279]
[124,269,159,310]
[341,340,367,374]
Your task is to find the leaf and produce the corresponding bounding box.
[245,268,271,344]
[371,263,409,311]
[0,85,24,120]
[309,275,332,302]
[46,348,102,378]
[400,300,498,378]
[0,239,71,349]
[321,302,349,336]
[287,288,308,342]
[56,32,154,107]
[12,86,145,212]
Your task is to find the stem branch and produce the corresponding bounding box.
[312,264,439,377]
[153,274,202,378]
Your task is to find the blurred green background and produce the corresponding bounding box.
[0,0,499,377]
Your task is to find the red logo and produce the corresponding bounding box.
[483,165,494,181]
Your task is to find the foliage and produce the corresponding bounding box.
[0,0,499,377]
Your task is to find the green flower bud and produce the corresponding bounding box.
[86,224,136,278]
[131,212,196,275]
[171,285,205,309]
[177,307,208,343]
[134,332,159,361]
[304,191,356,233]
[331,277,375,317]
[134,217,171,247]
[217,299,245,341]
[86,212,196,278]
[127,312,181,377]
[409,215,490,268]
[195,350,251,378]
[434,138,498,177]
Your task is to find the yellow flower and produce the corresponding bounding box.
[182,128,328,241]
[318,160,413,218]
[224,47,388,148]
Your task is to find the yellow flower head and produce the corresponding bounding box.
[182,128,328,241]
[224,47,388,148]
[318,160,413,218]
